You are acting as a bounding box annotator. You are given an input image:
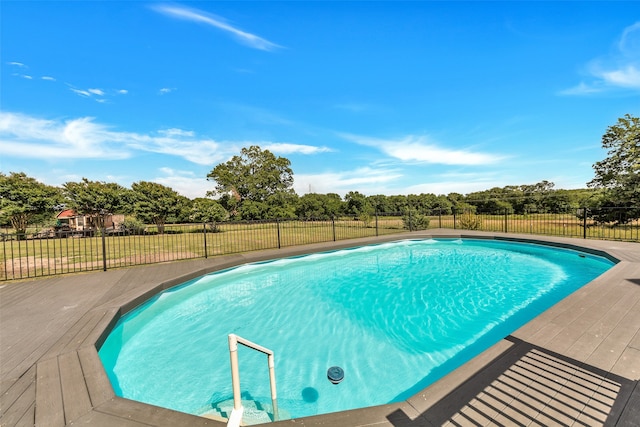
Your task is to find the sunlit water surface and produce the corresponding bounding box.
[99,239,614,420]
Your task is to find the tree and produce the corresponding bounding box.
[0,172,63,236]
[207,146,295,218]
[190,198,228,231]
[296,193,343,219]
[588,114,640,223]
[344,191,373,218]
[131,181,184,234]
[63,178,130,229]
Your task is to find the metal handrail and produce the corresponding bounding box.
[227,334,279,427]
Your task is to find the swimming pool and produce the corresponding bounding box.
[98,238,614,423]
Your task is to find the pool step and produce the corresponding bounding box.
[201,398,275,425]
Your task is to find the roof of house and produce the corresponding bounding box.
[56,209,77,219]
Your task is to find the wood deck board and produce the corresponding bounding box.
[0,366,35,427]
[43,308,107,360]
[563,285,640,361]
[35,357,64,427]
[0,365,35,415]
[96,397,225,426]
[58,351,93,423]
[78,346,115,408]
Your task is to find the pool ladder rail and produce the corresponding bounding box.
[227,334,279,427]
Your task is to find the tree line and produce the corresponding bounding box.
[1,114,638,235]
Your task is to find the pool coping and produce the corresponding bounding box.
[1,230,639,426]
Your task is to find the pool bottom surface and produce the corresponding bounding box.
[98,239,613,422]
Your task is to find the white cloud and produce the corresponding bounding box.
[154,168,211,198]
[159,87,174,95]
[88,88,105,96]
[69,88,92,97]
[159,128,195,138]
[8,61,26,67]
[42,76,56,81]
[341,133,503,166]
[264,142,332,155]
[22,75,33,80]
[562,21,640,94]
[153,4,282,51]
[294,167,403,195]
[598,65,640,88]
[0,112,130,159]
[117,89,128,94]
[0,112,330,169]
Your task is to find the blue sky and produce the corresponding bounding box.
[1,1,639,199]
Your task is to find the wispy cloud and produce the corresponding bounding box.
[561,21,640,95]
[0,112,328,167]
[67,85,127,102]
[341,133,504,166]
[42,76,56,81]
[152,4,283,51]
[8,61,27,68]
[0,112,131,159]
[264,142,332,155]
[294,167,403,195]
[159,87,175,95]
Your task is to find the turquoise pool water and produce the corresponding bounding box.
[99,239,614,421]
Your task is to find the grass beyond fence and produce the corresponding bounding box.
[1,211,638,281]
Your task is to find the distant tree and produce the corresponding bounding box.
[386,195,408,213]
[207,146,294,219]
[344,191,373,218]
[190,198,228,231]
[519,180,556,213]
[465,188,513,214]
[0,172,63,236]
[131,181,184,234]
[62,178,129,229]
[368,194,391,213]
[434,195,453,215]
[296,193,343,219]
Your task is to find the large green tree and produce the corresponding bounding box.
[296,193,343,219]
[207,146,295,219]
[0,172,63,236]
[588,114,639,223]
[131,181,184,234]
[63,178,130,229]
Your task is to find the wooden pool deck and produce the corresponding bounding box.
[1,230,639,427]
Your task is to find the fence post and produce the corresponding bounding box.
[276,219,281,249]
[453,209,457,230]
[101,227,107,271]
[409,210,413,232]
[438,208,442,228]
[583,207,587,239]
[504,208,508,233]
[332,216,336,241]
[203,222,208,259]
[375,209,379,236]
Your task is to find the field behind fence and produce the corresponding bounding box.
[2,209,638,281]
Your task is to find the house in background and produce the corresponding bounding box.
[56,209,124,230]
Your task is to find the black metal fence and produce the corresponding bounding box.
[2,207,638,281]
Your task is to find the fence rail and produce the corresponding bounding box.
[2,208,638,281]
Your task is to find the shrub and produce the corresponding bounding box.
[402,210,430,231]
[458,213,482,230]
